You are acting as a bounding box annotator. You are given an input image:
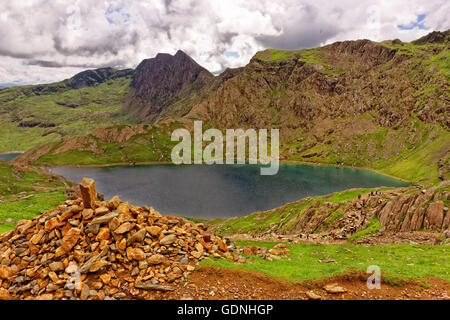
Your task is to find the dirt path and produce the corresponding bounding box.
[122,267,449,300]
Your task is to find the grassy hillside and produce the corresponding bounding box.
[18,122,184,166]
[0,73,135,152]
[0,162,68,233]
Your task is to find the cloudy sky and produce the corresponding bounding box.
[0,0,448,86]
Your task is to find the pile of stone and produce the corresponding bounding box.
[239,243,289,261]
[0,178,240,300]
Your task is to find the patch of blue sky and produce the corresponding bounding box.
[398,14,428,30]
[105,6,130,25]
[225,51,240,58]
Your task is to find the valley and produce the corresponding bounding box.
[0,29,449,301]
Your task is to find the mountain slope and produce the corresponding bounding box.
[0,68,135,151]
[186,33,449,182]
[125,50,214,122]
[7,30,450,183]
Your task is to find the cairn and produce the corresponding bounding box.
[0,178,240,300]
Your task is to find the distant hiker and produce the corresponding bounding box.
[358,194,361,200]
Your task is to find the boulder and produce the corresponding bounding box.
[79,178,97,208]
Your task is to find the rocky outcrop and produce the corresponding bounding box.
[413,29,450,45]
[0,179,239,300]
[226,181,450,240]
[126,50,214,121]
[376,181,450,232]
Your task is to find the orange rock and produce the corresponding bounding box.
[202,231,211,242]
[0,266,10,280]
[82,209,94,220]
[107,196,121,210]
[96,227,110,241]
[99,274,111,284]
[61,228,81,252]
[0,288,11,300]
[129,248,146,261]
[55,246,67,258]
[89,260,110,273]
[115,222,133,234]
[95,206,110,216]
[80,178,97,209]
[146,225,162,237]
[217,239,228,252]
[117,202,130,215]
[30,230,45,244]
[48,272,59,283]
[117,238,127,251]
[44,217,60,231]
[147,254,165,265]
[109,217,120,231]
[60,209,73,221]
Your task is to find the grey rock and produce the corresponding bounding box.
[127,228,147,245]
[90,211,120,225]
[159,234,177,246]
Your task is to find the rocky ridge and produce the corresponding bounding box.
[278,181,450,238]
[0,178,240,300]
[210,181,450,244]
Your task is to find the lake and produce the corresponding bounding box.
[0,153,21,161]
[51,164,408,219]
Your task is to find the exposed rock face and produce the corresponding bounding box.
[238,181,450,239]
[423,201,444,231]
[413,29,450,45]
[376,181,450,232]
[126,50,214,121]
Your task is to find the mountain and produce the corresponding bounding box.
[0,67,135,151]
[5,30,450,183]
[125,50,214,122]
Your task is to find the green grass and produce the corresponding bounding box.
[0,76,135,152]
[0,190,66,223]
[32,122,183,166]
[201,241,450,283]
[283,116,449,184]
[382,129,450,182]
[0,162,67,233]
[208,187,394,236]
[348,217,381,242]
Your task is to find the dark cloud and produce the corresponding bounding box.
[255,3,341,50]
[25,58,129,69]
[0,0,447,85]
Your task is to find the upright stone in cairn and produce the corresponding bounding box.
[79,177,97,208]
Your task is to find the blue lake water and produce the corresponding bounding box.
[51,164,408,218]
[0,153,21,161]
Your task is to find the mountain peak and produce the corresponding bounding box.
[126,50,213,120]
[412,29,450,45]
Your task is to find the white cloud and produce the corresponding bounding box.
[0,0,448,85]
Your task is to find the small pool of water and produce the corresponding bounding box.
[0,153,21,161]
